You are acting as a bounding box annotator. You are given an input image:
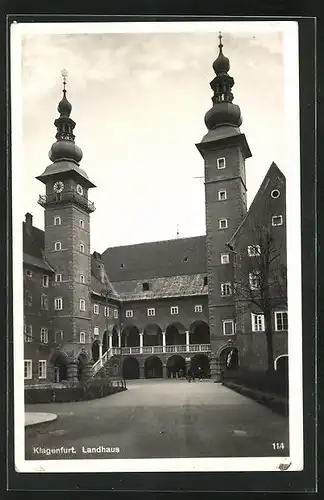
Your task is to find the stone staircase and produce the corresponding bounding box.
[91,347,121,378]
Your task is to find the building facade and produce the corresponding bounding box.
[22,37,288,385]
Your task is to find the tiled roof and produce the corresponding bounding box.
[111,274,208,301]
[91,273,120,301]
[102,236,207,282]
[23,253,54,272]
[23,222,45,259]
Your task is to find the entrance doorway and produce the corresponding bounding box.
[144,356,163,378]
[122,357,140,379]
[167,354,186,378]
[190,354,210,378]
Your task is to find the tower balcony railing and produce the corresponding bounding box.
[38,191,96,212]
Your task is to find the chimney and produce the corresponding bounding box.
[25,213,33,235]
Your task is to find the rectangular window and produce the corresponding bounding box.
[80,299,86,311]
[38,360,47,379]
[24,360,32,379]
[93,304,99,315]
[217,157,226,169]
[223,320,235,335]
[54,216,61,226]
[221,253,230,264]
[272,215,283,226]
[40,328,48,344]
[248,245,261,257]
[55,273,62,282]
[147,308,155,317]
[54,297,63,310]
[220,282,232,296]
[218,190,227,201]
[24,325,32,342]
[40,294,48,310]
[54,241,62,251]
[251,313,265,332]
[80,219,84,229]
[170,306,179,315]
[42,275,49,287]
[79,331,86,344]
[275,311,288,331]
[126,310,133,318]
[104,306,110,317]
[194,304,203,313]
[26,269,33,278]
[219,219,228,229]
[203,276,208,286]
[114,309,119,319]
[80,274,85,283]
[55,330,63,343]
[249,271,261,290]
[79,243,85,253]
[94,327,99,336]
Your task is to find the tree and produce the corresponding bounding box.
[229,220,287,372]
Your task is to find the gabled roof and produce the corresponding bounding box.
[111,273,208,302]
[228,162,285,247]
[102,235,207,282]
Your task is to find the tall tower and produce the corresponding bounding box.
[37,71,96,373]
[196,35,252,378]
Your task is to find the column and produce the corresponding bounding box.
[185,330,190,351]
[47,364,54,383]
[108,333,113,350]
[83,362,92,380]
[162,364,168,379]
[139,331,143,354]
[185,357,191,377]
[210,356,221,382]
[67,360,78,382]
[118,333,122,349]
[139,365,145,379]
[98,343,103,366]
[162,331,166,352]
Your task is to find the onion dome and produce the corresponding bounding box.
[57,90,72,117]
[212,36,230,74]
[204,33,243,130]
[48,69,83,165]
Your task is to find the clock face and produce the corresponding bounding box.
[53,181,64,193]
[76,184,84,196]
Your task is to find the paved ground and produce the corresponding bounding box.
[25,379,289,460]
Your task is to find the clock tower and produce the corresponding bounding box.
[37,73,96,379]
[196,35,252,379]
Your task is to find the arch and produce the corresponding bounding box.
[166,354,186,378]
[50,350,69,382]
[122,325,140,348]
[166,322,186,346]
[122,357,140,379]
[91,339,100,362]
[189,321,210,345]
[190,354,210,378]
[218,345,239,374]
[112,325,119,347]
[77,351,88,381]
[102,330,109,353]
[274,354,288,376]
[143,323,162,346]
[144,356,163,378]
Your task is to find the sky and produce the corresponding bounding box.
[19,23,288,253]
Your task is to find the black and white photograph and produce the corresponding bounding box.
[11,20,303,473]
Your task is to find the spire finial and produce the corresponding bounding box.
[61,68,68,94]
[218,31,223,52]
